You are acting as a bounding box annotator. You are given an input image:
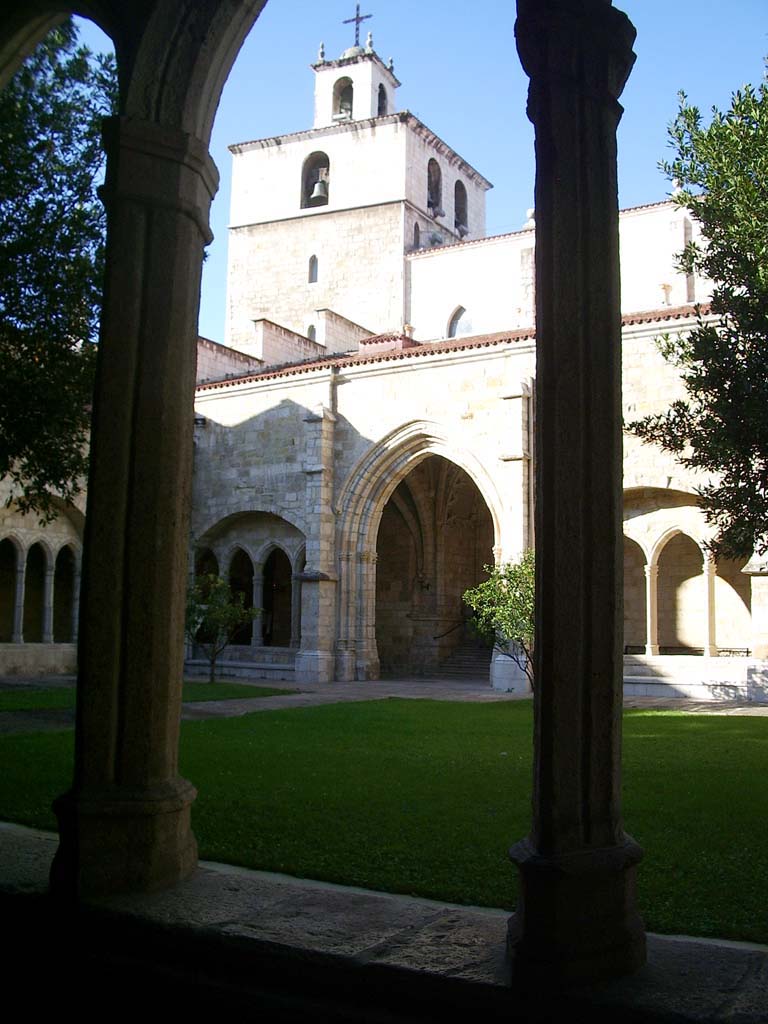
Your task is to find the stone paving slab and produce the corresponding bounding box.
[1,822,766,1022]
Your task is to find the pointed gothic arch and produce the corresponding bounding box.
[335,420,504,681]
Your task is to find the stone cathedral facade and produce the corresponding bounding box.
[1,35,766,699]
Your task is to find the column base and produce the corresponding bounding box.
[334,647,356,681]
[295,649,335,684]
[355,654,380,680]
[50,776,198,899]
[507,835,645,985]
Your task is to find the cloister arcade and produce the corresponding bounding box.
[622,490,751,656]
[192,511,305,657]
[4,0,743,992]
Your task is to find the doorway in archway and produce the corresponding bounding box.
[375,454,494,677]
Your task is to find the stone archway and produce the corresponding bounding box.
[0,538,17,643]
[335,421,504,682]
[23,543,46,643]
[53,546,76,643]
[623,536,647,654]
[375,455,494,677]
[657,532,705,652]
[262,548,292,647]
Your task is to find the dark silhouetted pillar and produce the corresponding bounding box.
[509,0,646,983]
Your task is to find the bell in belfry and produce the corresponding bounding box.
[309,178,329,203]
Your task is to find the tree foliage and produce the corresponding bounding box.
[629,78,768,559]
[463,550,535,686]
[185,574,258,684]
[0,19,117,518]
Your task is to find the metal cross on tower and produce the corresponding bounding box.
[343,4,372,47]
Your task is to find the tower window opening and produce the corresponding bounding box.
[447,305,472,339]
[413,223,420,250]
[378,84,387,116]
[301,152,330,209]
[307,324,317,342]
[454,180,468,237]
[333,76,354,120]
[308,254,318,283]
[427,159,443,217]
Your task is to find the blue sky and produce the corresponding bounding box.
[76,2,766,342]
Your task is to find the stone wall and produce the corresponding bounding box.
[226,203,405,349]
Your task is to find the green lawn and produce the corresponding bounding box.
[0,682,295,712]
[0,698,765,944]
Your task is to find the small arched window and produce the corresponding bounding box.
[447,306,472,339]
[427,159,443,217]
[413,223,420,250]
[307,324,317,342]
[301,152,330,209]
[333,76,354,120]
[308,254,318,283]
[454,181,468,236]
[378,84,388,116]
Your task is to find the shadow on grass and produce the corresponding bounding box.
[0,699,764,943]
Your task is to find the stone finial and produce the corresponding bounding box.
[524,208,535,229]
[387,57,394,72]
[365,31,373,52]
[317,41,325,62]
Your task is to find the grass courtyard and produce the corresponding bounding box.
[0,694,765,944]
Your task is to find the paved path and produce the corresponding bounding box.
[1,674,767,735]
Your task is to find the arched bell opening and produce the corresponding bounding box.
[427,158,443,217]
[375,454,494,677]
[262,548,292,647]
[301,151,330,208]
[332,76,353,120]
[454,180,468,236]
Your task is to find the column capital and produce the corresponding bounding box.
[101,116,219,244]
[516,0,636,114]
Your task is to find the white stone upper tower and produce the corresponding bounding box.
[225,14,492,354]
[312,31,400,129]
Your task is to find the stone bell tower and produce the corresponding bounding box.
[311,29,400,130]
[225,15,491,354]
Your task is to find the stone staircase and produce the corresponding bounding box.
[427,637,492,680]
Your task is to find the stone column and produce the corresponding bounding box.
[509,0,645,984]
[704,555,717,656]
[355,548,380,679]
[50,116,218,898]
[72,565,81,644]
[295,405,337,683]
[644,563,659,655]
[12,561,24,643]
[251,567,264,647]
[290,571,302,648]
[42,563,55,643]
[742,554,768,659]
[334,552,357,681]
